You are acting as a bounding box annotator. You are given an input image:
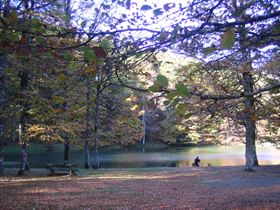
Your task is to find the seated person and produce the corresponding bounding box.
[192,156,200,167]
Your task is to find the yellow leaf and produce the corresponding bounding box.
[8,11,18,24]
[84,66,97,76]
[52,96,64,104]
[58,73,67,81]
[221,28,235,49]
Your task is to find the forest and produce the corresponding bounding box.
[0,0,279,175]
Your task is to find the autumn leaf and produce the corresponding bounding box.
[8,11,18,24]
[84,66,97,76]
[92,46,106,59]
[203,46,216,56]
[58,73,67,81]
[221,28,235,49]
[52,96,64,104]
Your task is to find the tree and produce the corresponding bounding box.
[124,0,280,171]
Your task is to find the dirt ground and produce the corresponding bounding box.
[0,165,280,210]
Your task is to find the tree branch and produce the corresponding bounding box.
[190,82,280,100]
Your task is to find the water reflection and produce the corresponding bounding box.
[5,144,280,168]
[97,144,279,168]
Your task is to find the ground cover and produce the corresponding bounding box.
[0,165,279,209]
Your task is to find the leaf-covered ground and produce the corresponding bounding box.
[0,166,280,209]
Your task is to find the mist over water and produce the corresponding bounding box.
[4,144,280,168]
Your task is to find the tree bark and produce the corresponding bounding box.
[92,88,100,169]
[236,4,259,170]
[242,72,258,171]
[0,143,4,175]
[0,0,10,175]
[18,70,30,176]
[84,78,91,169]
[18,141,29,175]
[0,52,7,175]
[64,134,70,164]
[142,100,147,153]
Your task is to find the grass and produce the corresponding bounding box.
[1,165,279,210]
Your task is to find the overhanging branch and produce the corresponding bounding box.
[190,82,280,101]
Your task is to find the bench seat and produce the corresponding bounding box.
[45,164,77,176]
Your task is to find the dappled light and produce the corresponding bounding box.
[1,166,280,209]
[0,0,280,209]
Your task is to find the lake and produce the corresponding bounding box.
[4,143,280,168]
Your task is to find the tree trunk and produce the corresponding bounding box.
[0,51,7,175]
[92,90,100,169]
[0,143,4,175]
[84,78,91,169]
[18,142,29,176]
[243,72,258,171]
[64,134,70,164]
[142,101,147,153]
[18,69,30,175]
[236,5,259,170]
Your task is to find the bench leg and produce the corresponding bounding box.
[69,169,76,176]
[49,169,54,176]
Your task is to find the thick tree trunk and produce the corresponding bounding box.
[243,72,258,171]
[84,78,91,169]
[92,90,100,169]
[237,6,259,170]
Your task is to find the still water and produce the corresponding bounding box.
[5,144,280,168]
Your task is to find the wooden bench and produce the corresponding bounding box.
[45,164,78,176]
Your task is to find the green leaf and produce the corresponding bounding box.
[99,39,111,54]
[156,74,169,87]
[153,9,164,16]
[64,52,73,61]
[141,5,152,11]
[82,46,96,61]
[69,61,78,71]
[176,104,187,115]
[172,97,179,106]
[148,84,161,92]
[31,18,43,30]
[163,100,171,105]
[221,28,235,49]
[175,83,189,96]
[166,91,177,100]
[203,46,216,56]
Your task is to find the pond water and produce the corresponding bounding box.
[4,144,280,168]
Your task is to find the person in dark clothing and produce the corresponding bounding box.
[192,156,200,167]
